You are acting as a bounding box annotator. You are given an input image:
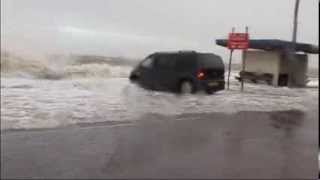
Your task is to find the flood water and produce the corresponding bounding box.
[1,70,318,131]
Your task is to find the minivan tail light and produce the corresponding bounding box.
[197,69,205,80]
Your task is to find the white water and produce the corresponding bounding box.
[1,53,133,80]
[1,54,318,131]
[1,75,318,131]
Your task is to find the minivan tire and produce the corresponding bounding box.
[206,89,215,95]
[180,81,195,94]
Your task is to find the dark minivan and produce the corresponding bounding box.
[129,51,225,94]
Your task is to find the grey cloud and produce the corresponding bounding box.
[1,0,318,64]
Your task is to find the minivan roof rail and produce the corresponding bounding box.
[153,50,197,54]
[178,50,197,53]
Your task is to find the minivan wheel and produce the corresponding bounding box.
[206,89,215,95]
[129,75,138,81]
[180,81,195,94]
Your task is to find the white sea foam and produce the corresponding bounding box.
[1,53,318,131]
[1,53,133,80]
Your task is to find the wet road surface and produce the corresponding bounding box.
[1,110,318,179]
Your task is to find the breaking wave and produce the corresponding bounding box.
[1,53,135,80]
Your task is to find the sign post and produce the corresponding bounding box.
[226,28,235,90]
[227,50,234,90]
[227,28,249,91]
[241,27,249,91]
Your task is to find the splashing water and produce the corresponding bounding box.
[1,53,318,131]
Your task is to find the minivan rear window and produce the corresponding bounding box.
[197,54,224,69]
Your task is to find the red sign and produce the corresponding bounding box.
[228,33,249,50]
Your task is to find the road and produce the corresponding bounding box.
[1,110,318,179]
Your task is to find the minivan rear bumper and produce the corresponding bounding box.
[197,80,225,92]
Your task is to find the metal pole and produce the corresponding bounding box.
[288,0,301,87]
[292,0,300,44]
[241,26,249,91]
[241,52,247,91]
[227,28,235,90]
[227,50,234,90]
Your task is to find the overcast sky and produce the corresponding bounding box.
[1,0,318,65]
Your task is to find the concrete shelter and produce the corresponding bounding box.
[242,50,308,87]
[216,39,319,87]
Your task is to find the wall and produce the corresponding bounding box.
[279,52,289,74]
[243,50,281,86]
[288,54,309,87]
